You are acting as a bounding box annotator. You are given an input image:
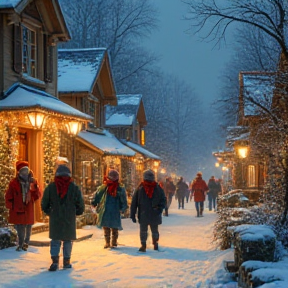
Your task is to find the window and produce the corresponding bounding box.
[247,165,256,187]
[141,129,145,146]
[22,25,37,78]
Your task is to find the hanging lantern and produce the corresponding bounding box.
[27,111,46,129]
[66,121,82,136]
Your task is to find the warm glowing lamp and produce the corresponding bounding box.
[160,168,166,174]
[66,121,82,136]
[238,147,248,159]
[28,112,46,129]
[154,160,160,167]
[215,162,220,167]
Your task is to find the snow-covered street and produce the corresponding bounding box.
[0,199,236,288]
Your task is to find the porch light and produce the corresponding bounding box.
[27,111,46,129]
[154,160,160,167]
[66,121,82,136]
[237,147,248,159]
[160,168,166,174]
[215,162,220,167]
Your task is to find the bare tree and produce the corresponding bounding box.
[59,0,159,89]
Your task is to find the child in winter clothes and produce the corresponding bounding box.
[5,160,41,251]
[130,169,166,252]
[41,165,84,271]
[91,169,128,249]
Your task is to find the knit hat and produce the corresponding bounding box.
[143,169,155,182]
[107,169,119,181]
[196,171,202,177]
[55,165,71,177]
[16,160,29,172]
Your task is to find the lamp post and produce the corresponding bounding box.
[66,121,82,178]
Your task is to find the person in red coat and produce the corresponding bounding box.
[5,160,41,251]
[190,172,208,217]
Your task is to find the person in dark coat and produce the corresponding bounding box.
[41,165,84,271]
[5,160,41,251]
[91,169,128,249]
[175,177,188,209]
[130,169,166,252]
[207,176,219,211]
[190,172,209,217]
[163,176,176,216]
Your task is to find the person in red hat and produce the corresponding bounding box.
[5,160,41,251]
[91,169,128,249]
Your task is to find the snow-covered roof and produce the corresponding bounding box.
[241,72,276,116]
[121,140,160,160]
[58,48,107,93]
[105,94,142,126]
[77,130,136,157]
[0,83,92,120]
[0,0,21,9]
[226,126,250,148]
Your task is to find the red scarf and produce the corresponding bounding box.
[105,177,119,197]
[55,176,72,199]
[141,181,157,198]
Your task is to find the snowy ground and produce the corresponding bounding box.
[0,199,238,288]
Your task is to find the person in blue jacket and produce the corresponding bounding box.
[91,169,128,249]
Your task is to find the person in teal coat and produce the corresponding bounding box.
[91,169,128,249]
[41,165,84,271]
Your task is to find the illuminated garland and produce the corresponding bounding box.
[42,122,60,186]
[0,122,19,226]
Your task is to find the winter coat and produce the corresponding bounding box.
[191,177,208,202]
[208,178,219,198]
[5,177,41,225]
[41,181,84,241]
[176,180,188,198]
[130,183,166,225]
[163,180,176,199]
[91,184,128,230]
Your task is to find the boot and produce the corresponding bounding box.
[48,256,59,271]
[196,210,200,217]
[111,229,118,247]
[200,207,204,217]
[152,238,159,251]
[103,227,111,249]
[63,258,72,269]
[22,243,28,251]
[104,237,111,249]
[138,243,146,252]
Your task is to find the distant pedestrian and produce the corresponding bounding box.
[130,169,166,252]
[175,177,188,209]
[5,161,41,251]
[163,176,176,216]
[41,165,84,271]
[190,172,208,217]
[207,176,219,211]
[185,181,190,203]
[91,169,128,249]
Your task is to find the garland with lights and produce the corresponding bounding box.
[0,123,19,227]
[42,123,60,186]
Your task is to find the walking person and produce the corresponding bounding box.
[207,176,219,211]
[91,169,128,249]
[41,165,84,271]
[5,161,41,251]
[175,177,188,209]
[190,172,209,217]
[185,181,190,203]
[130,169,166,252]
[163,176,176,216]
